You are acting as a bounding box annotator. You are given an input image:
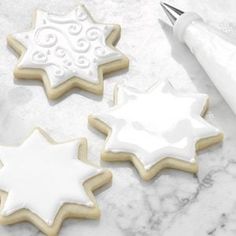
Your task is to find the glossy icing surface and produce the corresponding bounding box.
[181,17,236,114]
[0,129,102,226]
[95,81,220,170]
[12,5,122,88]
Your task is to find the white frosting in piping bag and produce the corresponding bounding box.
[174,12,236,115]
[12,5,122,88]
[95,81,220,170]
[0,129,102,226]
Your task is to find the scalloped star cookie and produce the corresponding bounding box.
[8,5,128,99]
[89,81,223,180]
[0,129,112,235]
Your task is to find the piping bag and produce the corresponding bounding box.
[161,2,236,114]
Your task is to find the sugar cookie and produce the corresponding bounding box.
[89,81,223,180]
[0,129,112,235]
[8,5,128,99]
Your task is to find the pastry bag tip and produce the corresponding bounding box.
[160,2,184,25]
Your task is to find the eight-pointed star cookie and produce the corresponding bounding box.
[8,5,128,99]
[0,129,112,235]
[89,81,223,180]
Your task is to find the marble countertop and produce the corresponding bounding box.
[1,0,236,235]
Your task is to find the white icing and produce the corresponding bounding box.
[12,5,122,88]
[175,14,236,115]
[95,81,220,170]
[0,129,102,226]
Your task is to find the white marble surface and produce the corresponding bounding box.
[0,0,236,235]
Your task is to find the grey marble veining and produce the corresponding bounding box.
[0,0,236,235]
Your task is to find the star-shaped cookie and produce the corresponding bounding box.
[8,5,128,99]
[89,81,223,180]
[0,129,112,235]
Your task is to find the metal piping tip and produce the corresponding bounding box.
[160,2,184,25]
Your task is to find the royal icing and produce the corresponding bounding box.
[0,129,102,226]
[12,5,122,88]
[181,18,236,115]
[94,81,221,170]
